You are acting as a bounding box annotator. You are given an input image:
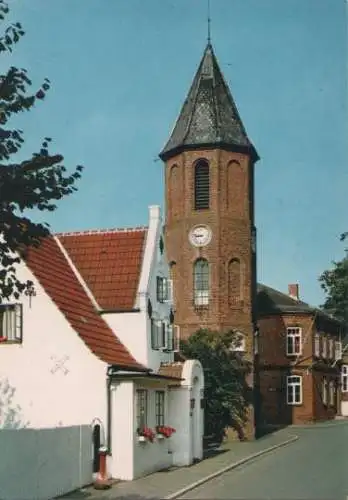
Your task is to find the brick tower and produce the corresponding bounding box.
[159,43,260,439]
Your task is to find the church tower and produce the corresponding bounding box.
[160,43,259,438]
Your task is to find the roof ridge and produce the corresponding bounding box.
[56,226,148,237]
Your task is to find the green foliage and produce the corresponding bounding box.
[180,329,251,442]
[0,1,83,300]
[319,233,348,324]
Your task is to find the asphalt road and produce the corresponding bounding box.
[179,422,348,500]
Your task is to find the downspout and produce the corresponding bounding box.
[106,369,112,454]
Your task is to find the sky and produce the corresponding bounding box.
[3,0,347,307]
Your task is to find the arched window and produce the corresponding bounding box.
[194,259,209,305]
[228,258,242,307]
[194,160,210,210]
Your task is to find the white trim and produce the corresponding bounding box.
[322,377,328,405]
[342,365,348,393]
[321,335,327,358]
[286,327,302,356]
[137,206,161,308]
[286,375,302,405]
[314,333,320,357]
[55,236,101,311]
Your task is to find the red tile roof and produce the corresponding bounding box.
[25,236,146,371]
[58,228,147,311]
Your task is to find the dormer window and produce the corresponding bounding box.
[194,160,210,210]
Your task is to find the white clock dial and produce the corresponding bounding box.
[189,225,212,248]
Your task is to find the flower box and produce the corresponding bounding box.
[137,435,147,443]
[156,433,165,440]
[156,425,176,438]
[137,426,155,443]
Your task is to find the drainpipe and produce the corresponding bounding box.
[106,370,112,454]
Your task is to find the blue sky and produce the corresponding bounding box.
[3,0,347,307]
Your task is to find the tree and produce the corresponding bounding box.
[0,1,83,301]
[319,233,348,325]
[180,329,251,443]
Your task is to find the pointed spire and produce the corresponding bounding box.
[207,0,211,44]
[159,43,259,162]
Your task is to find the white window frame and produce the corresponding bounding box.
[329,380,335,407]
[314,333,320,357]
[136,389,148,430]
[194,259,209,306]
[322,377,328,405]
[328,338,334,360]
[335,341,342,361]
[230,332,246,353]
[321,336,327,358]
[286,327,302,356]
[0,304,23,342]
[157,277,172,303]
[286,375,302,405]
[155,390,165,427]
[342,365,348,393]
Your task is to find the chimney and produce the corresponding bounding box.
[288,283,299,301]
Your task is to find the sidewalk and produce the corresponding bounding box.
[59,428,297,500]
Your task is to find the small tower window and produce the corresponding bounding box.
[194,258,209,306]
[194,160,210,210]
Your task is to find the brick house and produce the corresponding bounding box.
[256,283,343,425]
[341,338,348,416]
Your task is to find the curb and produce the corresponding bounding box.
[164,434,299,500]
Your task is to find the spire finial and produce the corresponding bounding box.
[207,0,211,44]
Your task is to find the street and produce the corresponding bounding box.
[179,423,348,500]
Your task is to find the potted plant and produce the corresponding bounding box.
[0,337,6,343]
[156,425,176,439]
[137,426,155,443]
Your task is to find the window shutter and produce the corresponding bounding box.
[335,341,342,361]
[156,277,161,302]
[151,319,158,350]
[14,304,22,341]
[161,322,166,348]
[167,324,174,351]
[173,325,180,352]
[165,279,173,304]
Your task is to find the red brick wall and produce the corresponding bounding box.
[258,313,341,424]
[165,149,255,354]
[164,148,256,438]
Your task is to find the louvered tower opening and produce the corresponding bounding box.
[194,160,210,210]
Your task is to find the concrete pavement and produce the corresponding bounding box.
[179,420,348,500]
[59,427,297,500]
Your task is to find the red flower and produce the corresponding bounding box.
[156,425,176,438]
[138,426,155,442]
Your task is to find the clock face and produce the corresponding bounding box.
[189,225,212,248]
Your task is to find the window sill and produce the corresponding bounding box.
[0,339,21,345]
[286,402,303,406]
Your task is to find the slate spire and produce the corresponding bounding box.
[160,43,259,161]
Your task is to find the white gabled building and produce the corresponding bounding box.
[0,205,204,490]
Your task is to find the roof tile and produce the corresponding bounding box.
[25,236,146,371]
[58,229,147,311]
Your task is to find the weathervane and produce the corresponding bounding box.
[207,0,211,43]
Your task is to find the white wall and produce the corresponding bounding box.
[109,381,134,480]
[168,387,191,466]
[133,382,173,479]
[0,425,92,500]
[0,262,107,431]
[103,206,174,374]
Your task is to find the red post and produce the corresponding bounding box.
[93,446,112,490]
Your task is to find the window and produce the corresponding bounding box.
[157,277,169,303]
[286,376,302,405]
[321,336,327,358]
[322,377,328,405]
[194,259,209,306]
[194,160,210,210]
[286,327,302,356]
[151,320,173,351]
[329,380,335,407]
[0,304,22,342]
[314,333,320,357]
[155,391,165,427]
[335,341,342,361]
[328,338,334,360]
[230,332,246,352]
[136,389,148,429]
[342,366,348,392]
